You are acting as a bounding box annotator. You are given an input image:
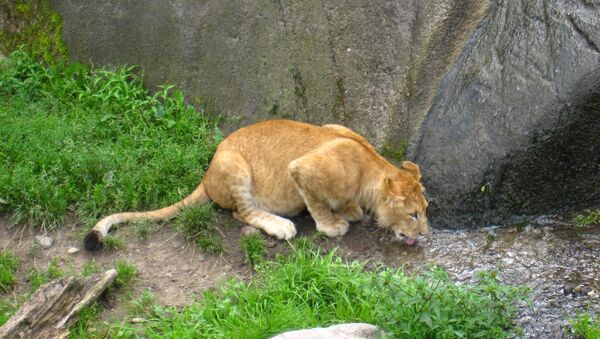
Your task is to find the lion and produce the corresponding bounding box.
[84,120,429,250]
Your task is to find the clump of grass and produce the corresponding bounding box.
[0,250,19,292]
[570,310,600,339]
[68,302,102,339]
[102,235,125,251]
[574,209,600,227]
[0,49,220,231]
[111,239,528,338]
[81,260,102,277]
[27,257,65,291]
[240,233,266,266]
[0,298,18,327]
[174,204,223,254]
[113,260,137,289]
[133,220,152,240]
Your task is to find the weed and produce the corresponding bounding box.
[81,260,102,277]
[102,235,125,251]
[47,257,63,279]
[0,250,19,292]
[574,209,600,227]
[111,239,528,338]
[129,290,158,316]
[113,260,137,289]
[174,204,223,254]
[133,220,152,240]
[241,233,266,266]
[68,302,102,339]
[570,310,600,339]
[0,298,18,327]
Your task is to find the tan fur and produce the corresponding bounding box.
[86,120,428,249]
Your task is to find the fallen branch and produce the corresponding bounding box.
[0,269,117,339]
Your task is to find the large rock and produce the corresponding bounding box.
[409,0,600,227]
[50,0,486,149]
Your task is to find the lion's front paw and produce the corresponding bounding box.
[263,216,297,240]
[337,204,364,222]
[316,217,350,237]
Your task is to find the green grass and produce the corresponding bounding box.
[574,209,600,227]
[103,235,126,251]
[0,250,19,292]
[173,204,224,254]
[240,233,266,267]
[571,311,600,339]
[0,49,220,231]
[105,239,528,338]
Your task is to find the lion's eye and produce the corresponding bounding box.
[410,212,418,220]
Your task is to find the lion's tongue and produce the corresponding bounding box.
[404,238,417,246]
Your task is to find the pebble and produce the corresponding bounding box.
[34,235,54,249]
[131,317,146,323]
[241,226,260,236]
[67,247,79,254]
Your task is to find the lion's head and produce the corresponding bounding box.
[375,161,429,245]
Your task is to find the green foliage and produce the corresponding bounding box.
[240,233,266,266]
[0,298,18,327]
[27,257,66,292]
[68,302,102,339]
[81,260,102,277]
[174,204,223,254]
[574,209,600,227]
[0,250,19,292]
[111,240,528,338]
[0,50,219,230]
[103,235,126,251]
[571,311,600,339]
[114,260,137,289]
[381,142,407,163]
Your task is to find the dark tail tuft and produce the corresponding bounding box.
[84,230,102,251]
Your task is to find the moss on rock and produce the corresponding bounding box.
[0,0,67,64]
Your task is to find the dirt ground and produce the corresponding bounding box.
[1,211,599,337]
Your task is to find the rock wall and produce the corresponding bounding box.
[49,0,486,151]
[410,0,600,227]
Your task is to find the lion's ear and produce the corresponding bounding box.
[384,177,406,204]
[401,161,421,181]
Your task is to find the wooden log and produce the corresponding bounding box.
[0,269,117,339]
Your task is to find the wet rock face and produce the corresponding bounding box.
[410,1,600,228]
[49,0,487,148]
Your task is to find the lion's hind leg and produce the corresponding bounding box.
[206,150,297,240]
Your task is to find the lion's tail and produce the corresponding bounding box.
[84,181,209,251]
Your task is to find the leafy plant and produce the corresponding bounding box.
[570,310,600,339]
[574,209,600,227]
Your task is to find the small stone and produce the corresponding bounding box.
[223,265,232,271]
[241,226,260,236]
[130,317,147,323]
[550,300,560,308]
[67,247,79,254]
[542,226,553,233]
[588,290,597,298]
[34,235,54,249]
